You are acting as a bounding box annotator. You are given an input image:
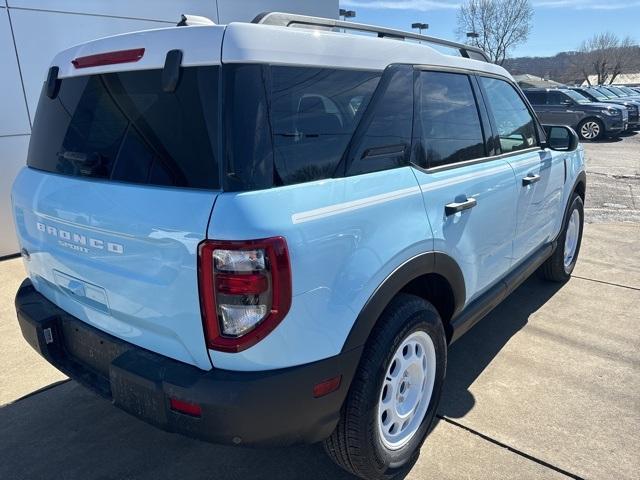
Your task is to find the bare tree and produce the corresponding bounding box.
[456,0,533,65]
[577,33,638,85]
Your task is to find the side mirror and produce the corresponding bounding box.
[543,125,579,151]
[560,99,573,106]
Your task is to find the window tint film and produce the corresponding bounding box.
[524,91,546,105]
[270,67,380,185]
[346,65,414,176]
[418,71,485,168]
[547,91,569,105]
[28,67,220,189]
[480,77,538,153]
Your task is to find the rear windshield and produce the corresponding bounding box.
[28,66,220,189]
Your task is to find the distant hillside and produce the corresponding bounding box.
[503,47,640,85]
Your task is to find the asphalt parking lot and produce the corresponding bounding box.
[0,136,638,480]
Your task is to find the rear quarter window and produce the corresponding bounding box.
[269,67,381,185]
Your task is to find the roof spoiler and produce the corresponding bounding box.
[252,12,489,62]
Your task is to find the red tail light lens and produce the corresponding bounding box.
[72,48,145,69]
[198,237,292,353]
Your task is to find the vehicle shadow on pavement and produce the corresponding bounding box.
[438,275,564,419]
[0,380,358,480]
[0,276,563,480]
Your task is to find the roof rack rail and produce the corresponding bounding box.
[252,12,489,63]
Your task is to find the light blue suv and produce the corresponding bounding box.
[11,13,586,480]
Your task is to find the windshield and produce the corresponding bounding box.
[608,87,627,97]
[28,67,220,189]
[595,87,616,99]
[602,87,622,97]
[562,89,591,104]
[584,88,607,101]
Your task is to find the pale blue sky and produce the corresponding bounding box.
[339,0,640,57]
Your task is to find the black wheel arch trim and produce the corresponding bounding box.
[557,171,586,243]
[341,251,466,353]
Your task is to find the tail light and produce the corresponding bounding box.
[198,237,292,352]
[72,48,145,69]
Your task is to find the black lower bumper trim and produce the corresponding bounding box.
[15,279,361,446]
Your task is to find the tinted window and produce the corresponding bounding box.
[585,88,608,101]
[563,90,590,104]
[547,91,569,105]
[223,64,273,191]
[480,77,538,153]
[28,67,220,189]
[418,71,485,168]
[346,65,413,176]
[524,91,546,105]
[270,67,380,185]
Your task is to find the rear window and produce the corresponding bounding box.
[28,66,220,189]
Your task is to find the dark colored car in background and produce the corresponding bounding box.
[570,87,640,130]
[523,88,627,141]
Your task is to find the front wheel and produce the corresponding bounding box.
[324,294,447,480]
[541,193,584,282]
[577,118,604,141]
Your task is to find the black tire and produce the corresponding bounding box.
[324,294,447,480]
[540,193,584,282]
[577,118,604,141]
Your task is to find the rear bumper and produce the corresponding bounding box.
[15,279,361,446]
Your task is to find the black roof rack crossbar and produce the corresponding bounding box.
[252,12,489,63]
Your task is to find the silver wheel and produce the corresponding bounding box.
[564,209,580,270]
[580,121,601,140]
[376,331,436,450]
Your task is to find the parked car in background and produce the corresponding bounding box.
[570,87,640,130]
[617,86,640,98]
[597,86,640,102]
[523,88,628,141]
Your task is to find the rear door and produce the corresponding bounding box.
[524,91,552,124]
[411,69,518,303]
[478,76,564,264]
[11,26,225,369]
[545,91,582,128]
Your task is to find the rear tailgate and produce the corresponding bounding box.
[11,25,225,370]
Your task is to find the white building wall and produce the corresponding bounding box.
[0,0,338,257]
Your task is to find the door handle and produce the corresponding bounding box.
[445,197,477,216]
[522,174,541,186]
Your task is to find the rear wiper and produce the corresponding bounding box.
[57,151,107,176]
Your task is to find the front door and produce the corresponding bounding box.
[478,76,565,264]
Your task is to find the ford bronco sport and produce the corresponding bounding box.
[11,12,586,480]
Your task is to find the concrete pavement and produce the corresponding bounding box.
[582,132,640,224]
[0,223,638,480]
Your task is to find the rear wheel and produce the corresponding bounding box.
[324,294,446,480]
[541,193,584,282]
[577,118,604,141]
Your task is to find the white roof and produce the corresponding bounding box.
[51,22,511,80]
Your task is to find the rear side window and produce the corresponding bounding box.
[270,67,380,185]
[547,91,568,105]
[524,91,546,105]
[28,67,220,189]
[417,71,485,168]
[479,77,538,154]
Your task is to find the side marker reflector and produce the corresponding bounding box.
[313,375,342,398]
[169,398,202,417]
